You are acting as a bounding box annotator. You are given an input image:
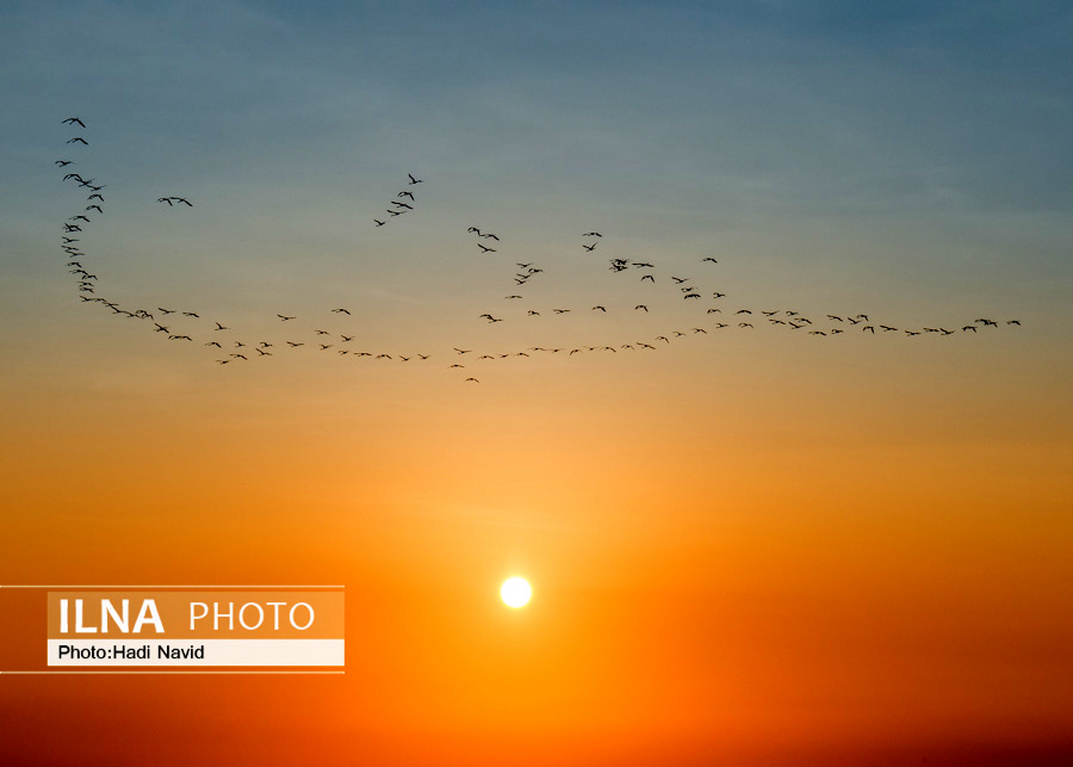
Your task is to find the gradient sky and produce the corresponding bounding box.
[2,2,1072,765]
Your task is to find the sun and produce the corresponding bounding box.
[500,576,532,608]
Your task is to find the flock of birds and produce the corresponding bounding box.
[54,117,1021,384]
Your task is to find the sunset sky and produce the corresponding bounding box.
[2,2,1072,765]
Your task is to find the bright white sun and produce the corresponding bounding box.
[500,576,532,608]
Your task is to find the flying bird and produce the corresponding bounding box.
[62,117,86,127]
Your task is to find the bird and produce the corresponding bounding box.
[66,137,88,145]
[583,232,602,237]
[583,242,598,251]
[635,304,648,311]
[373,219,385,227]
[331,308,351,315]
[277,314,296,321]
[398,191,415,200]
[702,257,718,264]
[478,244,496,253]
[62,117,86,127]
[157,197,173,206]
[407,173,423,185]
[55,160,74,167]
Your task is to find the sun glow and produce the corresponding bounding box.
[500,577,532,608]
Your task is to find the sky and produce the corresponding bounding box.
[1,1,1072,765]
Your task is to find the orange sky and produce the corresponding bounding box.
[3,330,1071,764]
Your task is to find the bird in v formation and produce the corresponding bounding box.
[53,118,1022,383]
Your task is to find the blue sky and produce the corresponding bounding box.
[1,1,1070,376]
